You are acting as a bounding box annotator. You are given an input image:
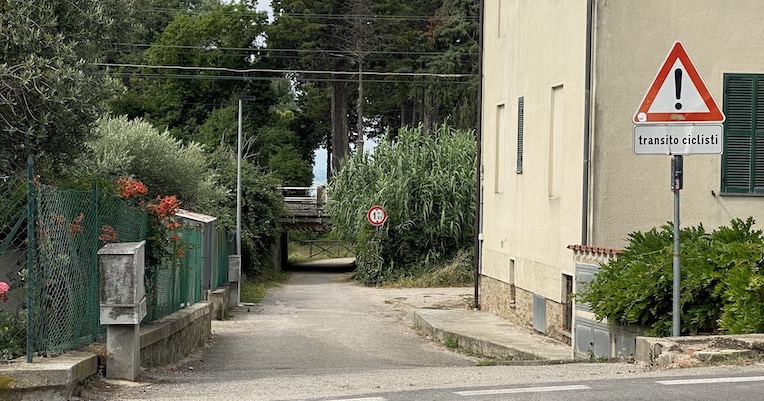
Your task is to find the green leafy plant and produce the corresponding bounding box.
[578,217,764,336]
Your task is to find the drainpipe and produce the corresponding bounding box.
[582,0,594,245]
[474,0,485,310]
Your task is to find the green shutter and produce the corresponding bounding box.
[516,96,524,174]
[754,77,764,192]
[722,75,755,193]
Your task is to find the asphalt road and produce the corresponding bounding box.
[88,271,764,401]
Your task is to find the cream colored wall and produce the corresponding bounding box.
[591,0,764,248]
[481,0,587,303]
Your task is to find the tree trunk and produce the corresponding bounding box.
[330,79,349,174]
[325,131,332,179]
[355,59,365,155]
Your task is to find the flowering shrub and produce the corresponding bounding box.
[117,177,148,199]
[0,281,9,302]
[113,178,186,266]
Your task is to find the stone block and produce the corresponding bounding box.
[209,288,227,320]
[100,297,147,325]
[98,242,146,305]
[228,255,241,282]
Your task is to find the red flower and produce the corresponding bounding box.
[98,225,119,242]
[0,281,8,302]
[148,195,180,218]
[117,178,148,199]
[69,223,83,237]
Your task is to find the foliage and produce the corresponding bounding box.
[0,0,142,175]
[396,250,474,287]
[112,2,274,143]
[578,217,764,336]
[74,115,227,217]
[327,124,476,285]
[0,310,26,361]
[111,177,185,268]
[268,0,479,154]
[209,151,286,274]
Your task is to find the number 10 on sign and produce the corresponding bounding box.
[366,205,387,227]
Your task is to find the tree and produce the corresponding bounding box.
[0,0,142,174]
[111,2,274,143]
[268,0,354,174]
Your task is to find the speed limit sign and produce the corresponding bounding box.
[366,205,387,227]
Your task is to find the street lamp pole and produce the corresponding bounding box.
[236,96,255,306]
[237,95,256,257]
[237,98,243,256]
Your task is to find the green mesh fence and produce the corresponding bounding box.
[17,160,218,360]
[0,172,29,361]
[213,228,233,289]
[28,184,148,358]
[144,226,203,322]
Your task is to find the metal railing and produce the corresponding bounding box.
[299,240,355,259]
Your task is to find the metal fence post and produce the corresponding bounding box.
[26,156,35,363]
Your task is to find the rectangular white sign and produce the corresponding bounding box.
[633,124,723,155]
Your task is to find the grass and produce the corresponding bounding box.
[444,334,459,349]
[394,250,474,288]
[240,270,290,304]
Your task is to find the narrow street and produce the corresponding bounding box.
[91,271,764,401]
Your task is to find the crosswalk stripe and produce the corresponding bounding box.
[454,384,591,396]
[657,376,764,386]
[325,397,387,401]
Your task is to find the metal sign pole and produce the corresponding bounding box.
[671,155,683,337]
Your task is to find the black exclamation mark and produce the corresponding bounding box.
[674,68,683,110]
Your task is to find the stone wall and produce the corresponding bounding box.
[480,275,570,344]
[140,302,212,367]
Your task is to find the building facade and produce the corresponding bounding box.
[479,0,764,354]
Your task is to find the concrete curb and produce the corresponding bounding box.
[0,350,98,400]
[413,310,562,362]
[635,333,764,368]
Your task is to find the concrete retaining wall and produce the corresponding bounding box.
[0,301,213,400]
[140,302,212,367]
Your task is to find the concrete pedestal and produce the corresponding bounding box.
[106,325,140,380]
[228,255,241,307]
[98,241,147,382]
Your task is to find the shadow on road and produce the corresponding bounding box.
[284,257,357,273]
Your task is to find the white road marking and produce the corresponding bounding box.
[657,376,764,386]
[325,398,387,401]
[454,384,591,396]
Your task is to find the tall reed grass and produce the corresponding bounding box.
[327,124,476,285]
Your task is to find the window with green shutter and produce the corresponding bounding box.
[722,74,764,194]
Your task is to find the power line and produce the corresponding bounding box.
[141,8,478,21]
[96,63,477,78]
[104,71,476,85]
[112,43,478,56]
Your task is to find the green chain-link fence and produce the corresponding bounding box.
[0,159,230,362]
[213,227,233,289]
[0,170,29,361]
[144,226,203,322]
[28,182,148,359]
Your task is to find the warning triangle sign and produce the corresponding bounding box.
[634,41,725,124]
